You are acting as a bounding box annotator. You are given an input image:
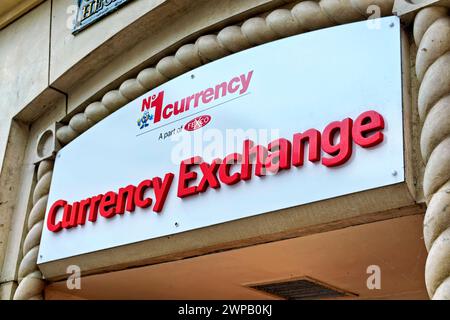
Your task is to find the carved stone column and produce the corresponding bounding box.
[13,160,53,300]
[13,126,59,300]
[395,0,450,300]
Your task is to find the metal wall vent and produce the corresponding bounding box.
[249,277,352,300]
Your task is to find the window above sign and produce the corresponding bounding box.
[73,0,134,34]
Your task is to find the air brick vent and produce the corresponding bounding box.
[249,278,351,300]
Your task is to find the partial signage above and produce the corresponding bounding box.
[39,17,404,264]
[73,0,134,34]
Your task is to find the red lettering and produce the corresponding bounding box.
[227,77,240,93]
[266,138,292,173]
[145,91,164,123]
[292,129,321,167]
[219,153,242,185]
[173,100,185,116]
[185,94,195,111]
[99,191,117,218]
[62,202,78,229]
[139,72,253,122]
[47,200,65,232]
[249,144,268,177]
[88,194,103,223]
[116,185,136,214]
[241,139,254,181]
[202,88,214,104]
[353,110,385,148]
[46,110,385,234]
[322,118,353,167]
[194,91,203,108]
[197,159,221,192]
[214,82,228,99]
[135,180,152,208]
[177,156,202,198]
[163,104,173,119]
[152,173,174,212]
[77,198,91,226]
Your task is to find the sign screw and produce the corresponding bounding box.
[175,222,179,227]
[389,22,395,28]
[190,74,195,79]
[391,170,398,176]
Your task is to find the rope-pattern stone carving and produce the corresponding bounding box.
[56,0,395,145]
[13,160,53,300]
[414,6,450,300]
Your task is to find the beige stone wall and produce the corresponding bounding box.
[49,0,166,91]
[0,1,50,167]
[0,0,45,30]
[0,1,51,296]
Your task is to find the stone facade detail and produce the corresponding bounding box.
[413,6,450,300]
[13,160,53,300]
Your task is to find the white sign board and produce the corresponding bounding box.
[38,17,403,264]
